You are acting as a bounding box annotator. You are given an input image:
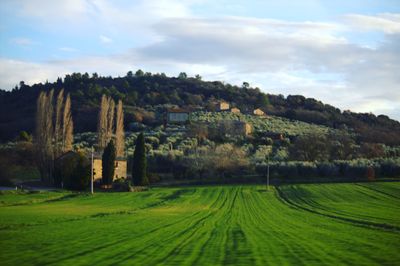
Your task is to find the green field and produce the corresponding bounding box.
[0,182,399,265]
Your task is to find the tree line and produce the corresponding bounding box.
[1,71,399,146]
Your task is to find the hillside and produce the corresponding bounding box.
[0,71,399,145]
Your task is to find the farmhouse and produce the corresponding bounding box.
[230,107,241,114]
[253,108,265,116]
[93,156,127,181]
[167,108,190,124]
[217,120,253,136]
[214,101,230,112]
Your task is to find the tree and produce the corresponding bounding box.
[54,89,64,157]
[97,95,109,150]
[257,93,269,108]
[35,89,74,184]
[289,133,330,161]
[97,95,115,150]
[54,151,90,190]
[115,100,125,157]
[18,131,32,142]
[35,90,54,183]
[178,72,187,79]
[132,133,148,186]
[106,97,115,144]
[62,93,73,152]
[135,69,144,77]
[102,140,116,185]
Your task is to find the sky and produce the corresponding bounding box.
[0,0,399,120]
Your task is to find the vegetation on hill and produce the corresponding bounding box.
[0,71,399,145]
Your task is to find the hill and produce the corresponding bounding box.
[0,70,399,145]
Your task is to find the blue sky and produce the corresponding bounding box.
[1,0,399,120]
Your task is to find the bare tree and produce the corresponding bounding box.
[106,97,115,145]
[97,95,117,151]
[115,100,125,157]
[35,91,47,181]
[35,90,54,183]
[35,89,74,184]
[54,89,64,157]
[97,95,109,150]
[63,93,73,152]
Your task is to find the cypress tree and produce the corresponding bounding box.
[102,140,116,185]
[132,133,148,186]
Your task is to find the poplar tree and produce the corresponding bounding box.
[106,97,115,145]
[54,89,64,157]
[35,89,74,184]
[97,95,115,151]
[35,90,54,183]
[115,100,125,157]
[63,93,73,152]
[97,95,109,150]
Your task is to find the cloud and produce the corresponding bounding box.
[99,35,113,44]
[135,16,400,119]
[0,2,399,120]
[10,37,37,46]
[11,0,91,23]
[344,13,400,34]
[59,47,78,52]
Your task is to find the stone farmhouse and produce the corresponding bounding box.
[93,156,127,181]
[230,107,241,114]
[167,108,190,124]
[253,108,265,116]
[213,101,230,112]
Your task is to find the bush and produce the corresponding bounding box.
[112,178,132,192]
[54,151,91,191]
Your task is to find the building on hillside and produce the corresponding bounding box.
[230,107,241,114]
[166,108,190,124]
[93,156,127,181]
[215,101,230,112]
[253,108,265,116]
[215,120,252,137]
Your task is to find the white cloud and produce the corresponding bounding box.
[10,37,36,46]
[1,2,399,120]
[12,0,91,23]
[99,35,113,44]
[344,13,400,34]
[59,47,78,52]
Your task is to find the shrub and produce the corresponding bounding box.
[54,151,91,191]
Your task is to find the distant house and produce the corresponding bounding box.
[217,120,252,136]
[230,107,241,114]
[93,156,127,181]
[253,108,265,116]
[215,101,230,112]
[167,108,190,124]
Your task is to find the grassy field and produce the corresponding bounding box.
[0,182,399,265]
